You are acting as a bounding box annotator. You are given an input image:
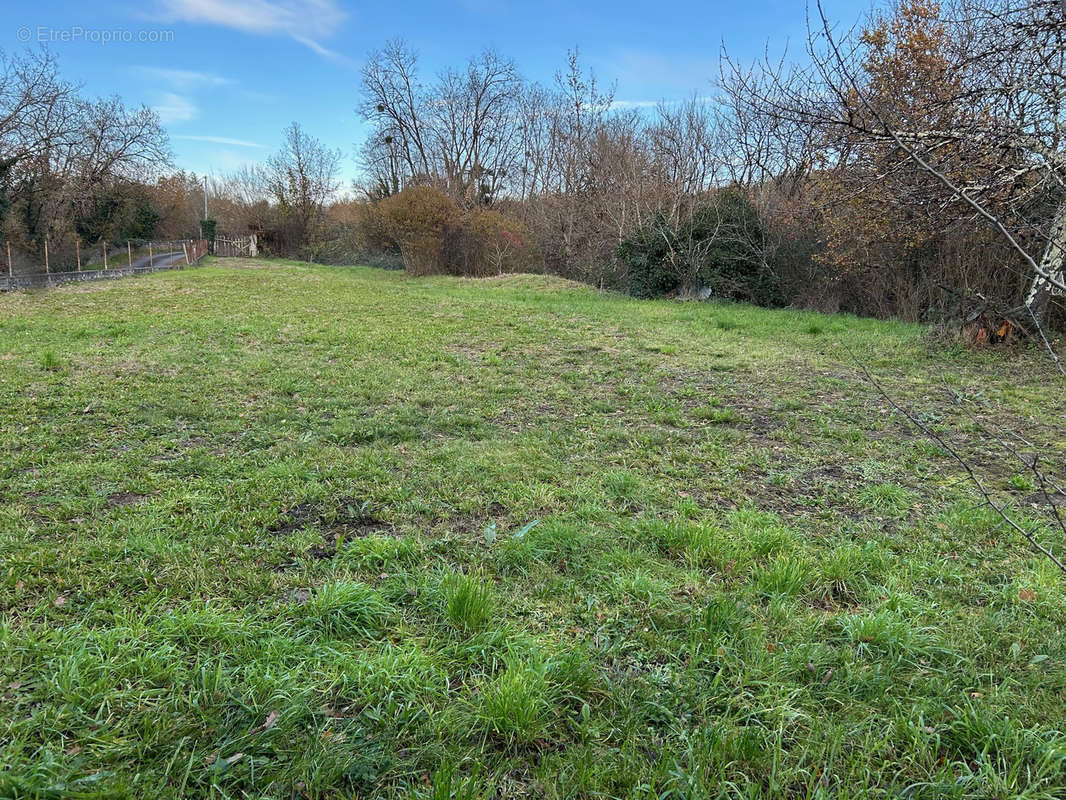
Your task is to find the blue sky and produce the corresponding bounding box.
[3,0,872,187]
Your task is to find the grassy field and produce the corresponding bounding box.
[1,258,1065,799]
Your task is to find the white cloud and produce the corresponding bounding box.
[137,67,233,89]
[291,34,355,66]
[612,99,662,110]
[153,92,198,123]
[156,0,347,59]
[174,134,266,147]
[612,96,713,110]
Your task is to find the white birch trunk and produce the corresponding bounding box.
[1025,199,1066,323]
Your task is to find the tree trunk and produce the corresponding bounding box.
[1025,199,1066,324]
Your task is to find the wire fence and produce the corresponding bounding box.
[0,239,209,291]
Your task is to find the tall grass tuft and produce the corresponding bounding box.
[442,571,494,634]
[298,581,393,637]
[479,654,552,746]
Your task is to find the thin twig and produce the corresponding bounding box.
[849,350,1066,575]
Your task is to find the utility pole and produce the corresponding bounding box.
[200,175,209,240]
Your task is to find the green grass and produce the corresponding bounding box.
[441,571,495,634]
[1,258,1065,798]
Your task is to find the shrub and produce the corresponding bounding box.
[615,214,680,299]
[692,191,783,306]
[458,209,539,276]
[375,187,538,277]
[318,201,404,268]
[377,186,460,275]
[616,189,784,305]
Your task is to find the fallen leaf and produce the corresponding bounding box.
[54,596,67,608]
[257,710,279,732]
[225,752,244,765]
[1018,588,1037,602]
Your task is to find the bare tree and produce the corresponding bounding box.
[263,121,341,251]
[360,42,525,206]
[359,40,434,184]
[0,50,75,164]
[0,49,171,257]
[724,0,1066,328]
[58,98,170,239]
[0,49,75,242]
[726,0,1066,573]
[431,49,523,205]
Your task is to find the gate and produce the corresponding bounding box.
[213,234,258,257]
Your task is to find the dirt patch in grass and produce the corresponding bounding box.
[283,587,312,604]
[107,491,146,507]
[268,502,320,536]
[269,498,399,560]
[1023,490,1066,507]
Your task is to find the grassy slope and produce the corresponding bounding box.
[1,259,1064,799]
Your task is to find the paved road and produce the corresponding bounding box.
[0,248,193,290]
[130,250,185,269]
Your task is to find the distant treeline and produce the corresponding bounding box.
[4,0,1061,328]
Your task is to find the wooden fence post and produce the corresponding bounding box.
[148,242,153,268]
[76,239,81,271]
[128,241,132,270]
[103,243,108,270]
[44,239,49,274]
[183,241,190,266]
[6,241,11,278]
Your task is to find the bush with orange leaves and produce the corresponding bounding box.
[377,186,459,275]
[376,186,539,277]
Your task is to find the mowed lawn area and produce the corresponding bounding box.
[2,259,1066,799]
